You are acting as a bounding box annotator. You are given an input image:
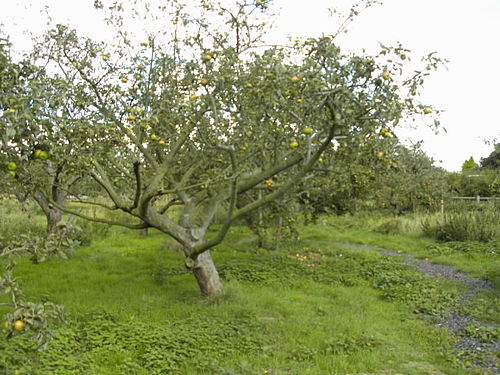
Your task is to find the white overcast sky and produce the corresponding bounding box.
[1,0,499,171]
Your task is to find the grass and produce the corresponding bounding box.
[0,224,479,375]
[0,201,498,374]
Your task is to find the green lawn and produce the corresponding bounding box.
[2,220,492,375]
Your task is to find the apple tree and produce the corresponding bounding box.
[366,143,449,213]
[0,35,86,237]
[11,0,444,297]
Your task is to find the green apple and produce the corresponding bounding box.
[6,162,17,171]
[289,141,299,149]
[423,107,432,115]
[7,170,16,178]
[34,149,49,160]
[379,128,393,138]
[200,78,209,86]
[382,71,390,80]
[302,127,313,135]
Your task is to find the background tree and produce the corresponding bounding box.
[480,143,500,170]
[5,0,444,297]
[461,156,478,171]
[367,143,449,214]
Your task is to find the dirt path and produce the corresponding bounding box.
[335,242,499,374]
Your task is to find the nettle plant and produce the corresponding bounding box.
[3,0,444,296]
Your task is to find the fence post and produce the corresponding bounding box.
[440,198,444,218]
[476,195,480,203]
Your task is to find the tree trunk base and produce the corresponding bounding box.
[46,209,62,237]
[191,251,224,297]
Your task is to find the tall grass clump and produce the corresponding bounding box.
[421,201,499,242]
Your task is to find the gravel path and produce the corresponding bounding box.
[335,242,499,374]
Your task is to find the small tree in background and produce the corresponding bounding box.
[461,156,478,171]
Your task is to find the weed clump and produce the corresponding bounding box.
[421,208,499,242]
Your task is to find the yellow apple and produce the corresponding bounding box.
[127,115,137,121]
[158,139,166,145]
[200,78,209,86]
[140,41,149,47]
[423,107,432,115]
[202,53,213,62]
[265,179,274,187]
[376,151,385,158]
[2,321,10,330]
[13,320,25,331]
[290,75,300,82]
[150,134,158,141]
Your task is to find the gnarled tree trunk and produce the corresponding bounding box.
[33,191,63,236]
[45,207,62,236]
[191,251,224,297]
